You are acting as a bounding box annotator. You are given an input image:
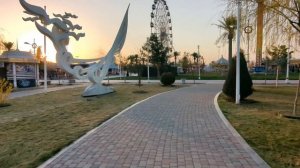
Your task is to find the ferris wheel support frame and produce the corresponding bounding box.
[150,0,174,52]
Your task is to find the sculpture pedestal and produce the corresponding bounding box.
[82,83,114,97]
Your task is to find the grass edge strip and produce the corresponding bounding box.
[214,91,270,168]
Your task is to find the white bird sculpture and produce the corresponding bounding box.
[19,0,129,96]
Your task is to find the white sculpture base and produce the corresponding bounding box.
[82,84,114,97]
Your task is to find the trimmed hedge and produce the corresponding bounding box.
[223,52,253,100]
[160,72,175,86]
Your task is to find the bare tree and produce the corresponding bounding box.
[266,0,300,116]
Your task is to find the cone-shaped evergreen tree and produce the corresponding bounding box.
[223,52,253,100]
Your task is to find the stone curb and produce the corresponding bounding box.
[214,92,270,168]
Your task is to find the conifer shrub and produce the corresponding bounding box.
[160,72,175,86]
[0,78,13,107]
[222,52,253,100]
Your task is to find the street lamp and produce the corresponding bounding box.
[43,5,48,92]
[24,39,37,55]
[286,28,292,84]
[236,0,242,104]
[197,45,201,80]
[244,24,253,67]
[24,39,39,87]
[147,55,150,82]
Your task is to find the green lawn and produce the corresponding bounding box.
[0,84,177,168]
[218,86,300,168]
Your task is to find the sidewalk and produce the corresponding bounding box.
[9,79,297,100]
[39,84,269,168]
[9,84,87,99]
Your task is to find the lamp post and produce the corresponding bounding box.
[118,54,122,80]
[236,0,242,104]
[147,56,150,83]
[56,68,61,85]
[43,5,48,92]
[244,23,253,67]
[286,33,291,84]
[197,45,201,80]
[244,0,252,67]
[24,39,37,55]
[24,39,39,87]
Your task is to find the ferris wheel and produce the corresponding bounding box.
[150,0,173,52]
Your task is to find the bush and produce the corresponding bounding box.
[222,52,253,100]
[0,78,13,106]
[160,72,175,86]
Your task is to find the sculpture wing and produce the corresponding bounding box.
[35,21,55,42]
[87,5,129,84]
[19,0,49,21]
[106,5,129,57]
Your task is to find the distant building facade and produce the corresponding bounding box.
[0,49,39,88]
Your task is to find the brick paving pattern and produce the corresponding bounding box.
[40,85,269,168]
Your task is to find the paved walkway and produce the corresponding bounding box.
[39,84,269,168]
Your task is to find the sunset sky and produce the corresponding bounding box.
[0,0,231,63]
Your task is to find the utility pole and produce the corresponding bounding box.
[147,56,150,83]
[197,45,201,80]
[44,5,47,92]
[25,39,39,86]
[286,28,292,84]
[236,0,241,104]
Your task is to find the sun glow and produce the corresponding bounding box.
[17,31,57,62]
[17,31,105,63]
[1,0,227,65]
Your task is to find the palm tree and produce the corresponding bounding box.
[215,15,237,65]
[173,51,180,66]
[191,52,200,82]
[191,52,199,64]
[180,55,190,74]
[2,41,14,51]
[127,54,138,65]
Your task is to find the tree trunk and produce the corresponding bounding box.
[276,66,279,88]
[124,71,127,83]
[228,37,232,66]
[293,73,300,116]
[156,65,160,78]
[256,1,264,66]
